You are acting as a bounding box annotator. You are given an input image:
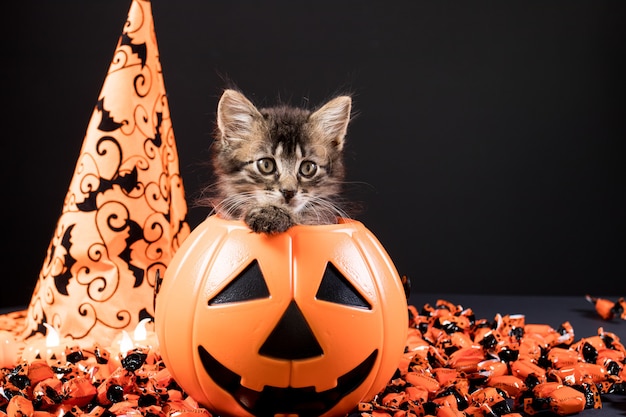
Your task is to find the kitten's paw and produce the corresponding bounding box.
[245,206,295,234]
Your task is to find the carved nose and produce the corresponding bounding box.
[259,300,323,360]
[280,189,296,203]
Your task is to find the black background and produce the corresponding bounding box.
[2,1,624,308]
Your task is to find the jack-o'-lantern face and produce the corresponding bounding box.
[155,216,408,417]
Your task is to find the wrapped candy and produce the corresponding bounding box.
[586,295,626,321]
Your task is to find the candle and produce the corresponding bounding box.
[131,318,159,350]
[108,330,134,371]
[130,318,159,366]
[20,323,72,365]
[108,318,159,371]
[0,330,26,369]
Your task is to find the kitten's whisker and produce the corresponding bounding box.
[211,192,257,220]
[299,195,350,224]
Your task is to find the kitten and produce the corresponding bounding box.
[202,89,352,234]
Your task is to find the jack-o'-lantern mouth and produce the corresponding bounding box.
[198,345,378,416]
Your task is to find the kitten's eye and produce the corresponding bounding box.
[256,158,276,175]
[299,161,318,178]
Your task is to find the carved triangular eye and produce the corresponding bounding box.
[209,260,270,305]
[315,263,371,309]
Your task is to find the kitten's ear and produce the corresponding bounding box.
[217,89,262,141]
[309,96,352,151]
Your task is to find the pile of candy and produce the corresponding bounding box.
[351,299,625,417]
[0,298,624,417]
[0,344,212,417]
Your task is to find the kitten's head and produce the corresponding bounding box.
[205,89,352,225]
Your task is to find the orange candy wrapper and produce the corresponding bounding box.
[586,295,626,321]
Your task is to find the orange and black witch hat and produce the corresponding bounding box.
[13,0,190,345]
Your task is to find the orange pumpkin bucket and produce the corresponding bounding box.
[155,215,408,417]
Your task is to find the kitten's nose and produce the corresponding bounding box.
[280,189,296,203]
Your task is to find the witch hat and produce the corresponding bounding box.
[17,0,190,345]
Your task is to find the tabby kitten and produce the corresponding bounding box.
[204,89,352,234]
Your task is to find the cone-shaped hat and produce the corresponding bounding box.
[18,0,190,345]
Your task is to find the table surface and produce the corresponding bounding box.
[2,293,625,416]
